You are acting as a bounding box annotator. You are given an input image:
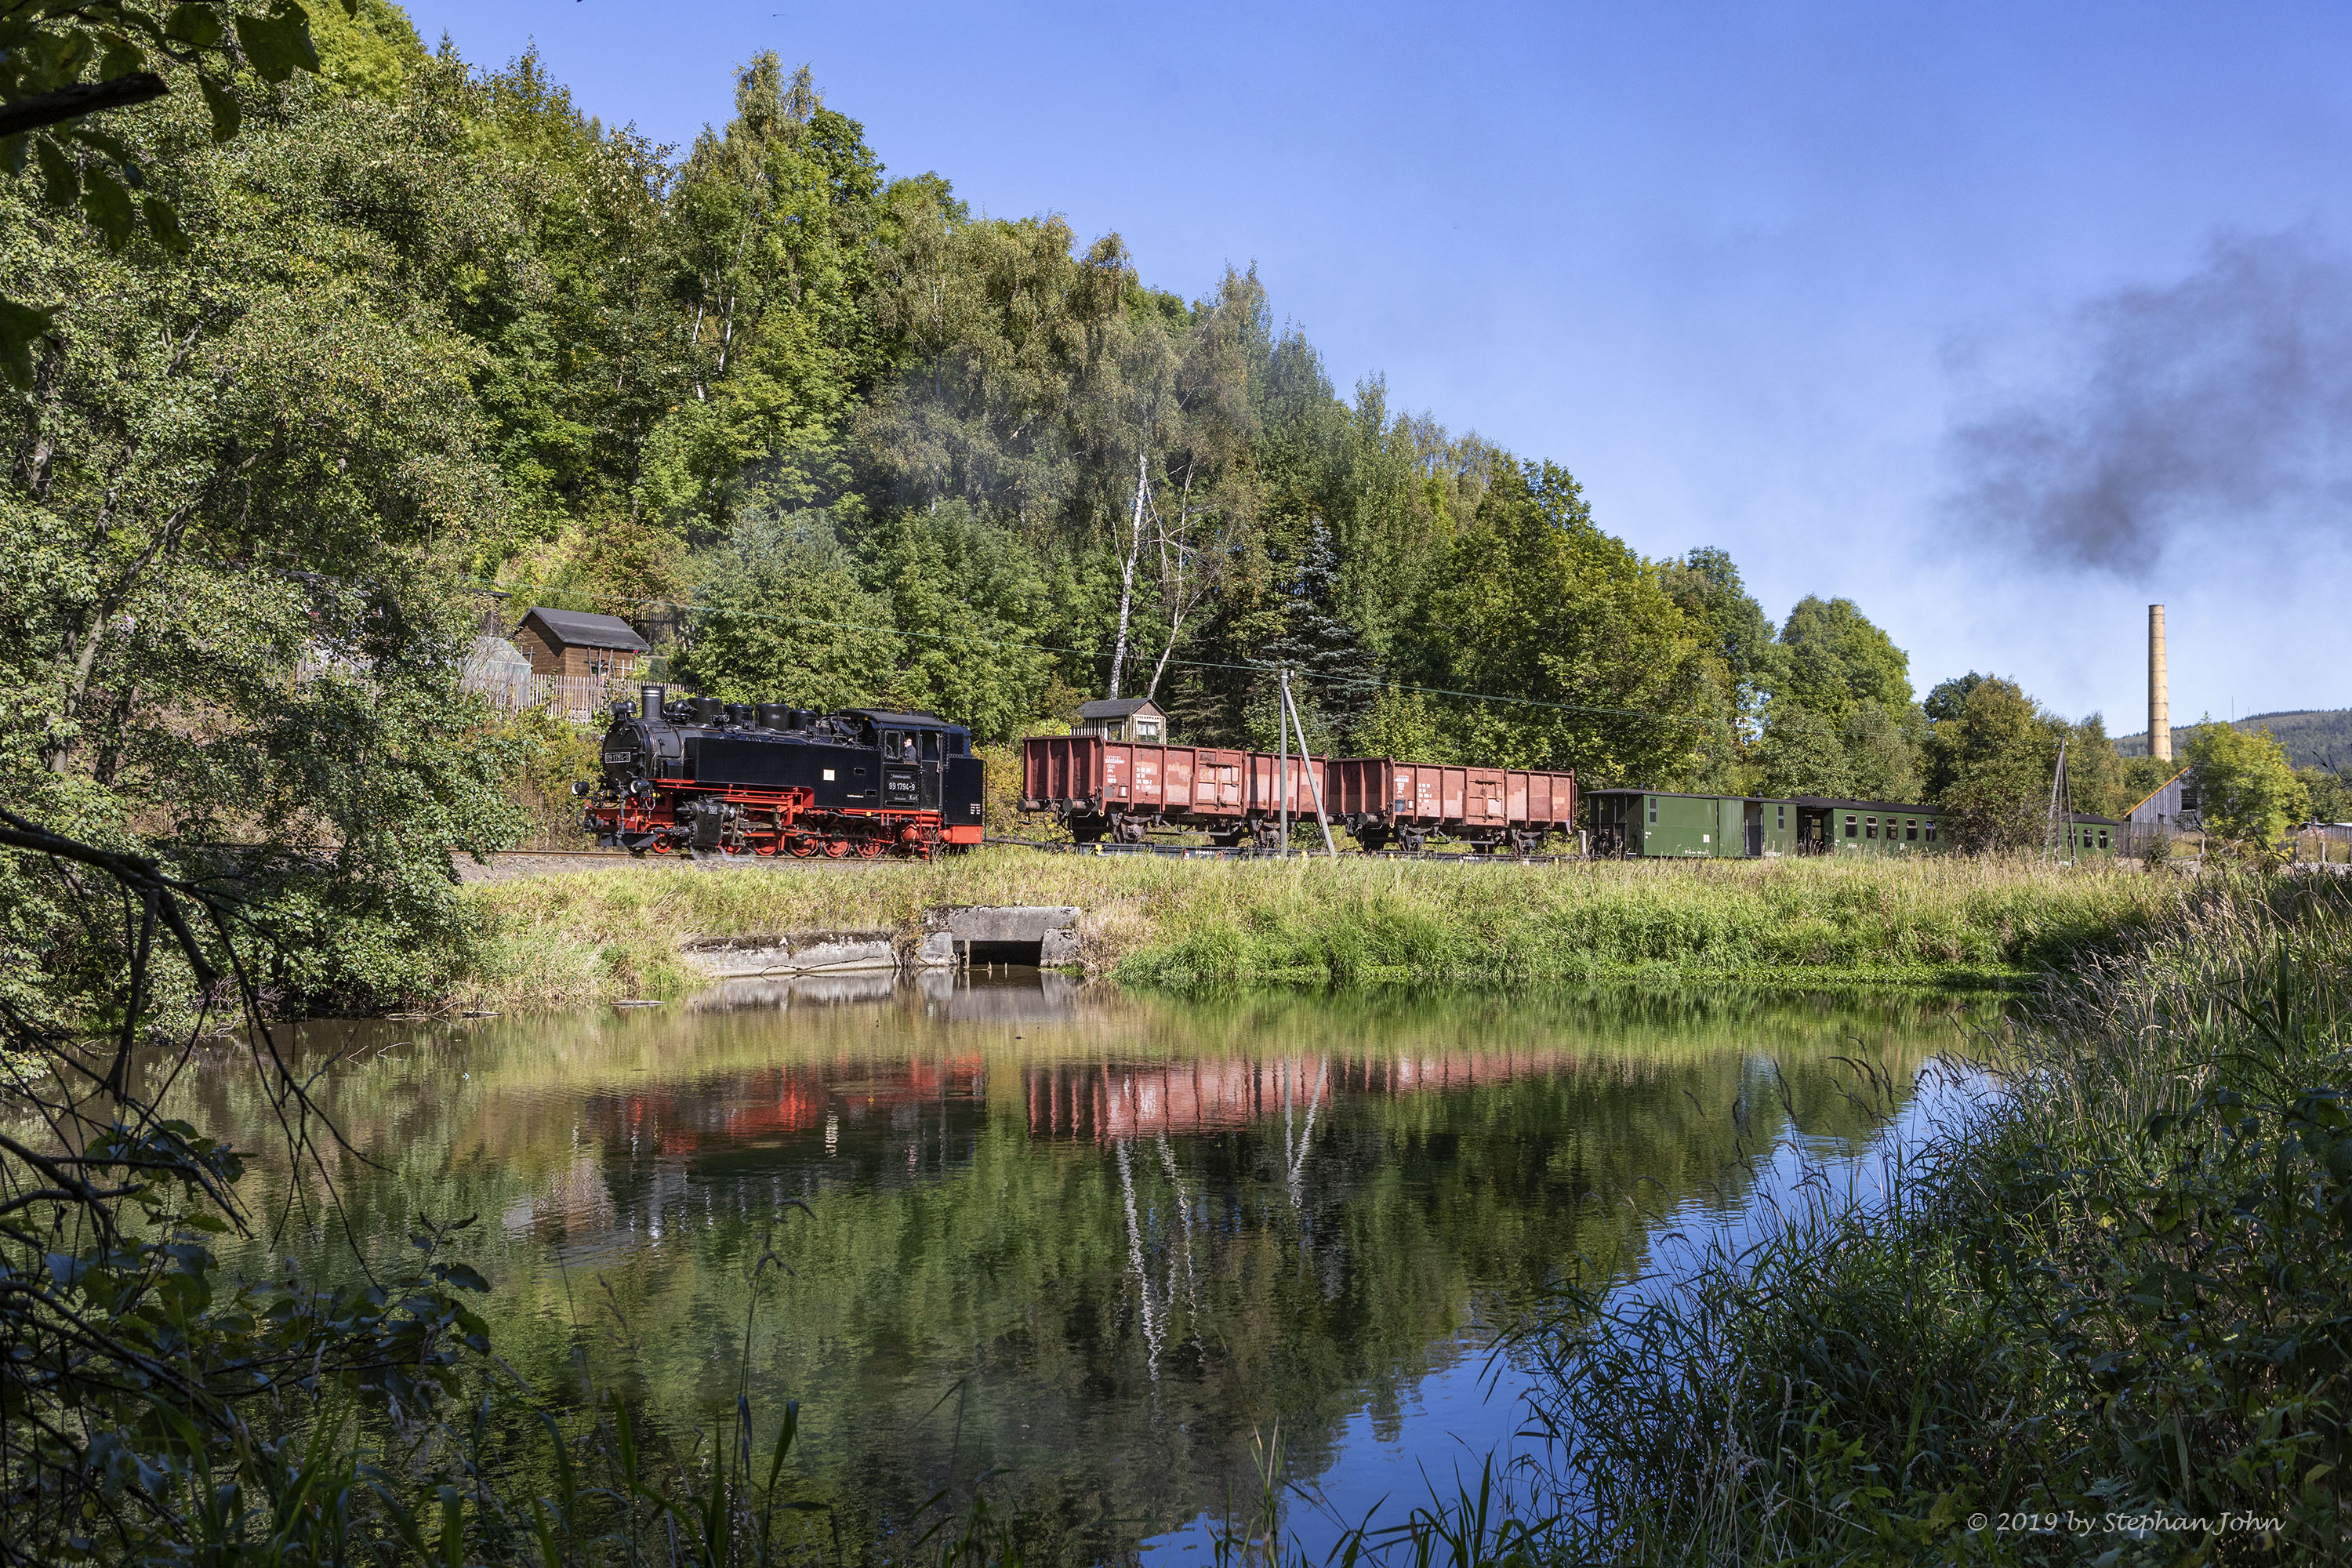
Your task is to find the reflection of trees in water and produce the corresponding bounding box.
[163,985,1997,1559]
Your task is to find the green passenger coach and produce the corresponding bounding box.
[1587,789,1949,858]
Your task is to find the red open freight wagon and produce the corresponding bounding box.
[1019,736,1575,852]
[1018,735,1327,846]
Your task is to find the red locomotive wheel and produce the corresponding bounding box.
[855,837,886,858]
[787,835,818,858]
[822,837,851,858]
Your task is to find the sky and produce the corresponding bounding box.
[401,0,2352,731]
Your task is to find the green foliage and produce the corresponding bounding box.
[0,820,498,1568]
[1777,594,1912,721]
[669,510,898,711]
[1,1,352,385]
[1923,675,2116,854]
[2187,718,2308,849]
[1661,546,1786,788]
[1410,462,1706,781]
[484,706,598,848]
[2299,763,2352,824]
[1839,699,1922,801]
[1750,702,1851,799]
[2,56,528,1008]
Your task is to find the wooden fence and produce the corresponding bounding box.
[459,656,637,723]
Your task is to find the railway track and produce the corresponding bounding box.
[981,834,1589,866]
[474,840,1596,874]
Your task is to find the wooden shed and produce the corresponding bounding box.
[1072,696,1167,743]
[512,608,651,680]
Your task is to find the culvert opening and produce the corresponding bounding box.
[961,938,1044,967]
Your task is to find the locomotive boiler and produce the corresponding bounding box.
[579,685,985,858]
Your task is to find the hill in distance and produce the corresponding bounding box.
[2114,710,2352,770]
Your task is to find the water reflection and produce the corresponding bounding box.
[176,975,1998,1562]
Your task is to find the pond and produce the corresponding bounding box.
[180,974,1998,1562]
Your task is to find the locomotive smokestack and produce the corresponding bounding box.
[641,683,664,720]
[2147,606,2170,762]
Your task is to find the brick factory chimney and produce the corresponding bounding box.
[2148,604,2171,762]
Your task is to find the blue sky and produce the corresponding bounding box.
[403,1,2352,732]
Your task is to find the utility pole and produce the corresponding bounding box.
[1276,669,1289,855]
[1279,669,1338,858]
[2044,740,2070,863]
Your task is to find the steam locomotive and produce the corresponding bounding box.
[579,685,985,858]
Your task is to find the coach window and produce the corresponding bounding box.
[1865,817,1878,840]
[2099,828,2109,850]
[1845,815,1858,840]
[1647,800,1658,826]
[1906,819,1918,841]
[1926,821,1938,844]
[921,731,940,762]
[1776,804,1786,831]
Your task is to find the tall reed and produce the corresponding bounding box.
[1518,869,2352,1563]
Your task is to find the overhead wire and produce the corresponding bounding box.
[474,577,1675,723]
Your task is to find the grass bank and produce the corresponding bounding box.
[1529,869,2352,1563]
[448,849,2184,1012]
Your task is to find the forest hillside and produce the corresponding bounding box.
[3,2,2248,1002]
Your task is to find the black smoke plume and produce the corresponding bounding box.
[1945,234,2352,574]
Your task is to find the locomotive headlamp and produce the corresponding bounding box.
[570,780,593,797]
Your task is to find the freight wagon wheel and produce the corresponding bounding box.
[822,837,851,858]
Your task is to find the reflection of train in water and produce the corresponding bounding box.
[591,1045,1582,1163]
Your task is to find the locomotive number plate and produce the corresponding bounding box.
[604,750,636,765]
[882,766,920,803]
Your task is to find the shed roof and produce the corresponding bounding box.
[519,607,650,653]
[2124,768,2191,820]
[1075,697,1161,720]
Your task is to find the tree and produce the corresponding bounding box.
[1751,702,1853,799]
[1778,595,1912,720]
[641,56,888,539]
[1410,461,1705,779]
[1661,547,1787,727]
[1842,701,1923,801]
[670,510,899,711]
[2,0,347,385]
[861,500,1052,742]
[2186,720,2307,850]
[1926,677,2053,852]
[2297,764,2352,825]
[1922,676,2115,854]
[1923,671,1985,723]
[3,56,524,1008]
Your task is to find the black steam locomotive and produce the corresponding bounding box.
[579,684,985,858]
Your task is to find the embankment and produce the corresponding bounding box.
[446,850,2184,1013]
